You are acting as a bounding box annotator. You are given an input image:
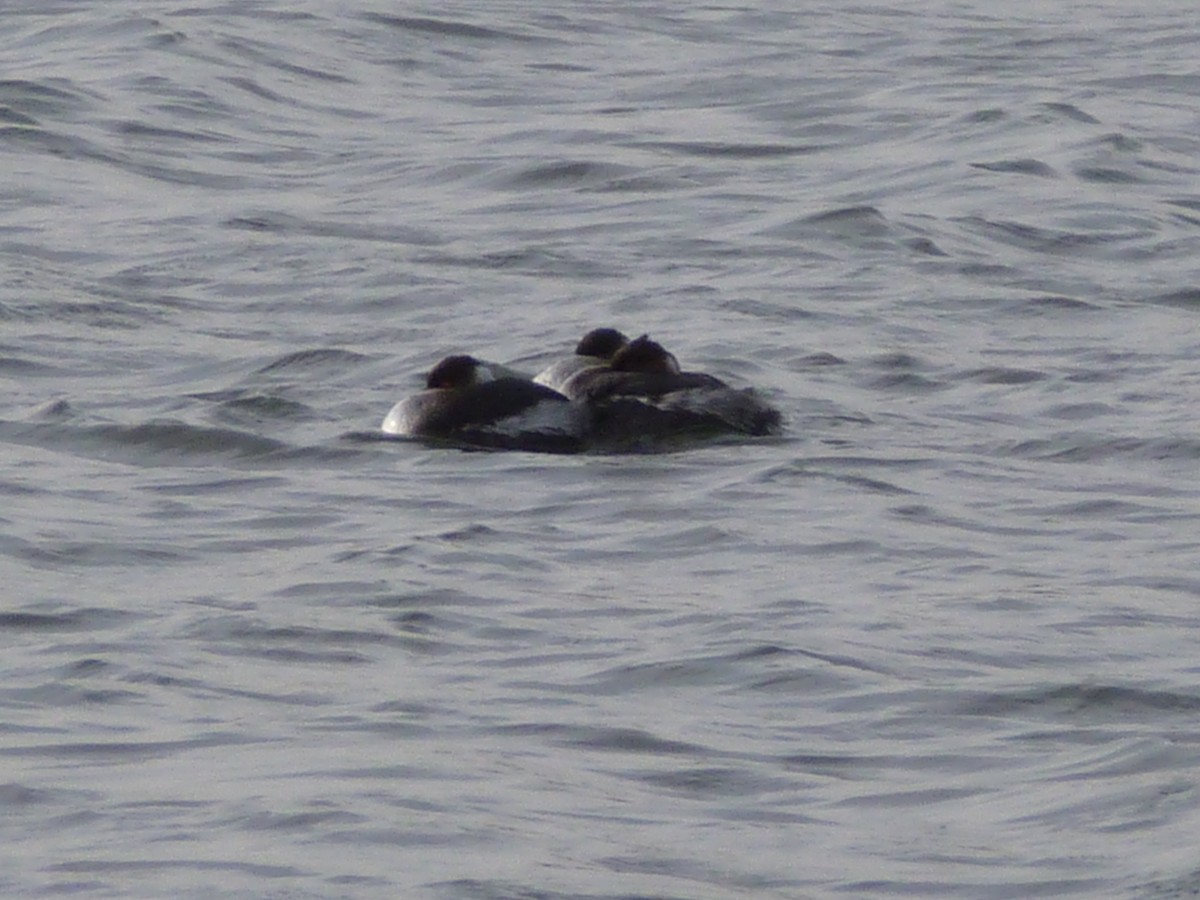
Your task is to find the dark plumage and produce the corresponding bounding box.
[533,327,630,393]
[574,327,629,359]
[565,335,783,445]
[383,355,587,453]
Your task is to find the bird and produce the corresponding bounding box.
[382,354,587,453]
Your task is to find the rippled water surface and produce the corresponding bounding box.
[5,2,1200,897]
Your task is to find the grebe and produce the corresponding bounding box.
[564,335,782,446]
[533,327,629,393]
[382,355,586,453]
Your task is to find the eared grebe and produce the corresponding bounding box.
[533,327,629,393]
[382,355,587,453]
[564,335,783,447]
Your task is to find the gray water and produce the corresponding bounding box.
[4,1,1200,897]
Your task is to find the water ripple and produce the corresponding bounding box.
[5,2,1200,898]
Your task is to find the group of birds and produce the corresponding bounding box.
[381,328,783,453]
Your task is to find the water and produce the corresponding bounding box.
[4,1,1200,897]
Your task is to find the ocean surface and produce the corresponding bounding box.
[4,1,1200,897]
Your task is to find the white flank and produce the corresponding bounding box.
[482,360,534,382]
[533,357,602,392]
[381,394,436,435]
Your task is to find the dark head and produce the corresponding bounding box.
[575,327,629,359]
[610,335,681,374]
[426,355,487,390]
